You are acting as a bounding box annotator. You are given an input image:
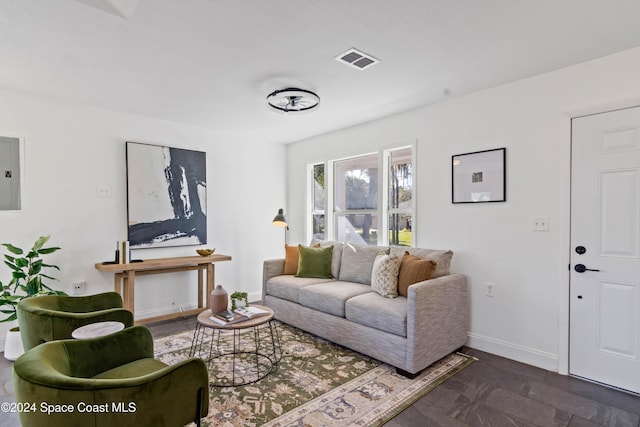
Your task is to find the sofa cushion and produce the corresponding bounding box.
[397,252,437,297]
[266,275,334,304]
[345,292,408,337]
[283,243,319,275]
[296,245,334,279]
[339,244,390,285]
[390,247,453,278]
[311,239,345,279]
[371,252,401,298]
[299,282,372,317]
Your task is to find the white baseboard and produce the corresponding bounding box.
[134,293,263,321]
[134,302,199,321]
[248,291,263,304]
[467,332,559,372]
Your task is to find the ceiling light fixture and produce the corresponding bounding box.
[266,88,320,114]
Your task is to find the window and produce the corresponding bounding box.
[386,147,412,247]
[310,163,326,240]
[308,145,414,246]
[334,153,378,244]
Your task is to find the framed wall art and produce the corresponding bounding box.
[126,141,207,248]
[452,147,506,203]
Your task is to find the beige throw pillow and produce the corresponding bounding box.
[371,252,401,298]
[397,251,437,297]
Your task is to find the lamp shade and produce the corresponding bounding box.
[272,208,288,227]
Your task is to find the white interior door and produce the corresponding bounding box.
[570,106,640,394]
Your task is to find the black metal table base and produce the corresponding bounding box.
[189,320,282,387]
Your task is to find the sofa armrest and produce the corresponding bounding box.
[262,259,285,301]
[405,274,469,373]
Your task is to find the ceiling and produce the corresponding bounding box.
[1,0,640,145]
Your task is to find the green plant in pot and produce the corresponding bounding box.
[0,235,65,323]
[230,291,249,310]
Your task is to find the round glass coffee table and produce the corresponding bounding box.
[189,305,282,387]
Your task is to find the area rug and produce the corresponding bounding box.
[154,322,475,427]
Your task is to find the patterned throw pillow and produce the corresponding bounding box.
[397,251,437,297]
[371,252,401,298]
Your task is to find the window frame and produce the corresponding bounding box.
[306,162,327,241]
[306,144,415,246]
[383,145,415,247]
[331,152,380,245]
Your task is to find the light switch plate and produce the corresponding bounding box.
[532,216,550,231]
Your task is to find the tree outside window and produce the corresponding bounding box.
[311,163,325,240]
[388,147,412,246]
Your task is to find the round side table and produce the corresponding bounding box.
[71,321,125,339]
[189,305,282,387]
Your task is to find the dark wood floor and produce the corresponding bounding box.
[386,347,640,427]
[147,316,640,427]
[2,317,639,426]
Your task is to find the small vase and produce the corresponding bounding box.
[210,285,228,313]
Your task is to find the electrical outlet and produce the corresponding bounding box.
[532,216,550,231]
[96,186,112,198]
[485,282,495,298]
[72,281,86,295]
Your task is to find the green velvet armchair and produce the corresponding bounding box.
[13,325,209,427]
[17,292,134,351]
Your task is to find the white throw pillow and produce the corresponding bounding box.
[370,252,401,298]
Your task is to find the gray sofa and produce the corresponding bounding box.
[262,240,469,377]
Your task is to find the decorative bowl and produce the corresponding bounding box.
[196,248,215,256]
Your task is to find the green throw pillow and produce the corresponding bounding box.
[296,245,334,279]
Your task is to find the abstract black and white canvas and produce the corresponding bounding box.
[126,141,207,248]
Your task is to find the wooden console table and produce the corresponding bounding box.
[94,254,232,325]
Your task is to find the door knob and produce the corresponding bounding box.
[574,264,600,273]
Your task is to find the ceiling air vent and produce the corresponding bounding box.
[335,48,380,70]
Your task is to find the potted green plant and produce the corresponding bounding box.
[0,235,65,360]
[230,291,249,310]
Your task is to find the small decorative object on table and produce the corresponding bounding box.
[230,291,249,310]
[210,284,228,313]
[196,248,215,256]
[234,305,269,319]
[209,309,246,325]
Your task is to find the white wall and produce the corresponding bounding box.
[286,47,640,372]
[0,89,287,342]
